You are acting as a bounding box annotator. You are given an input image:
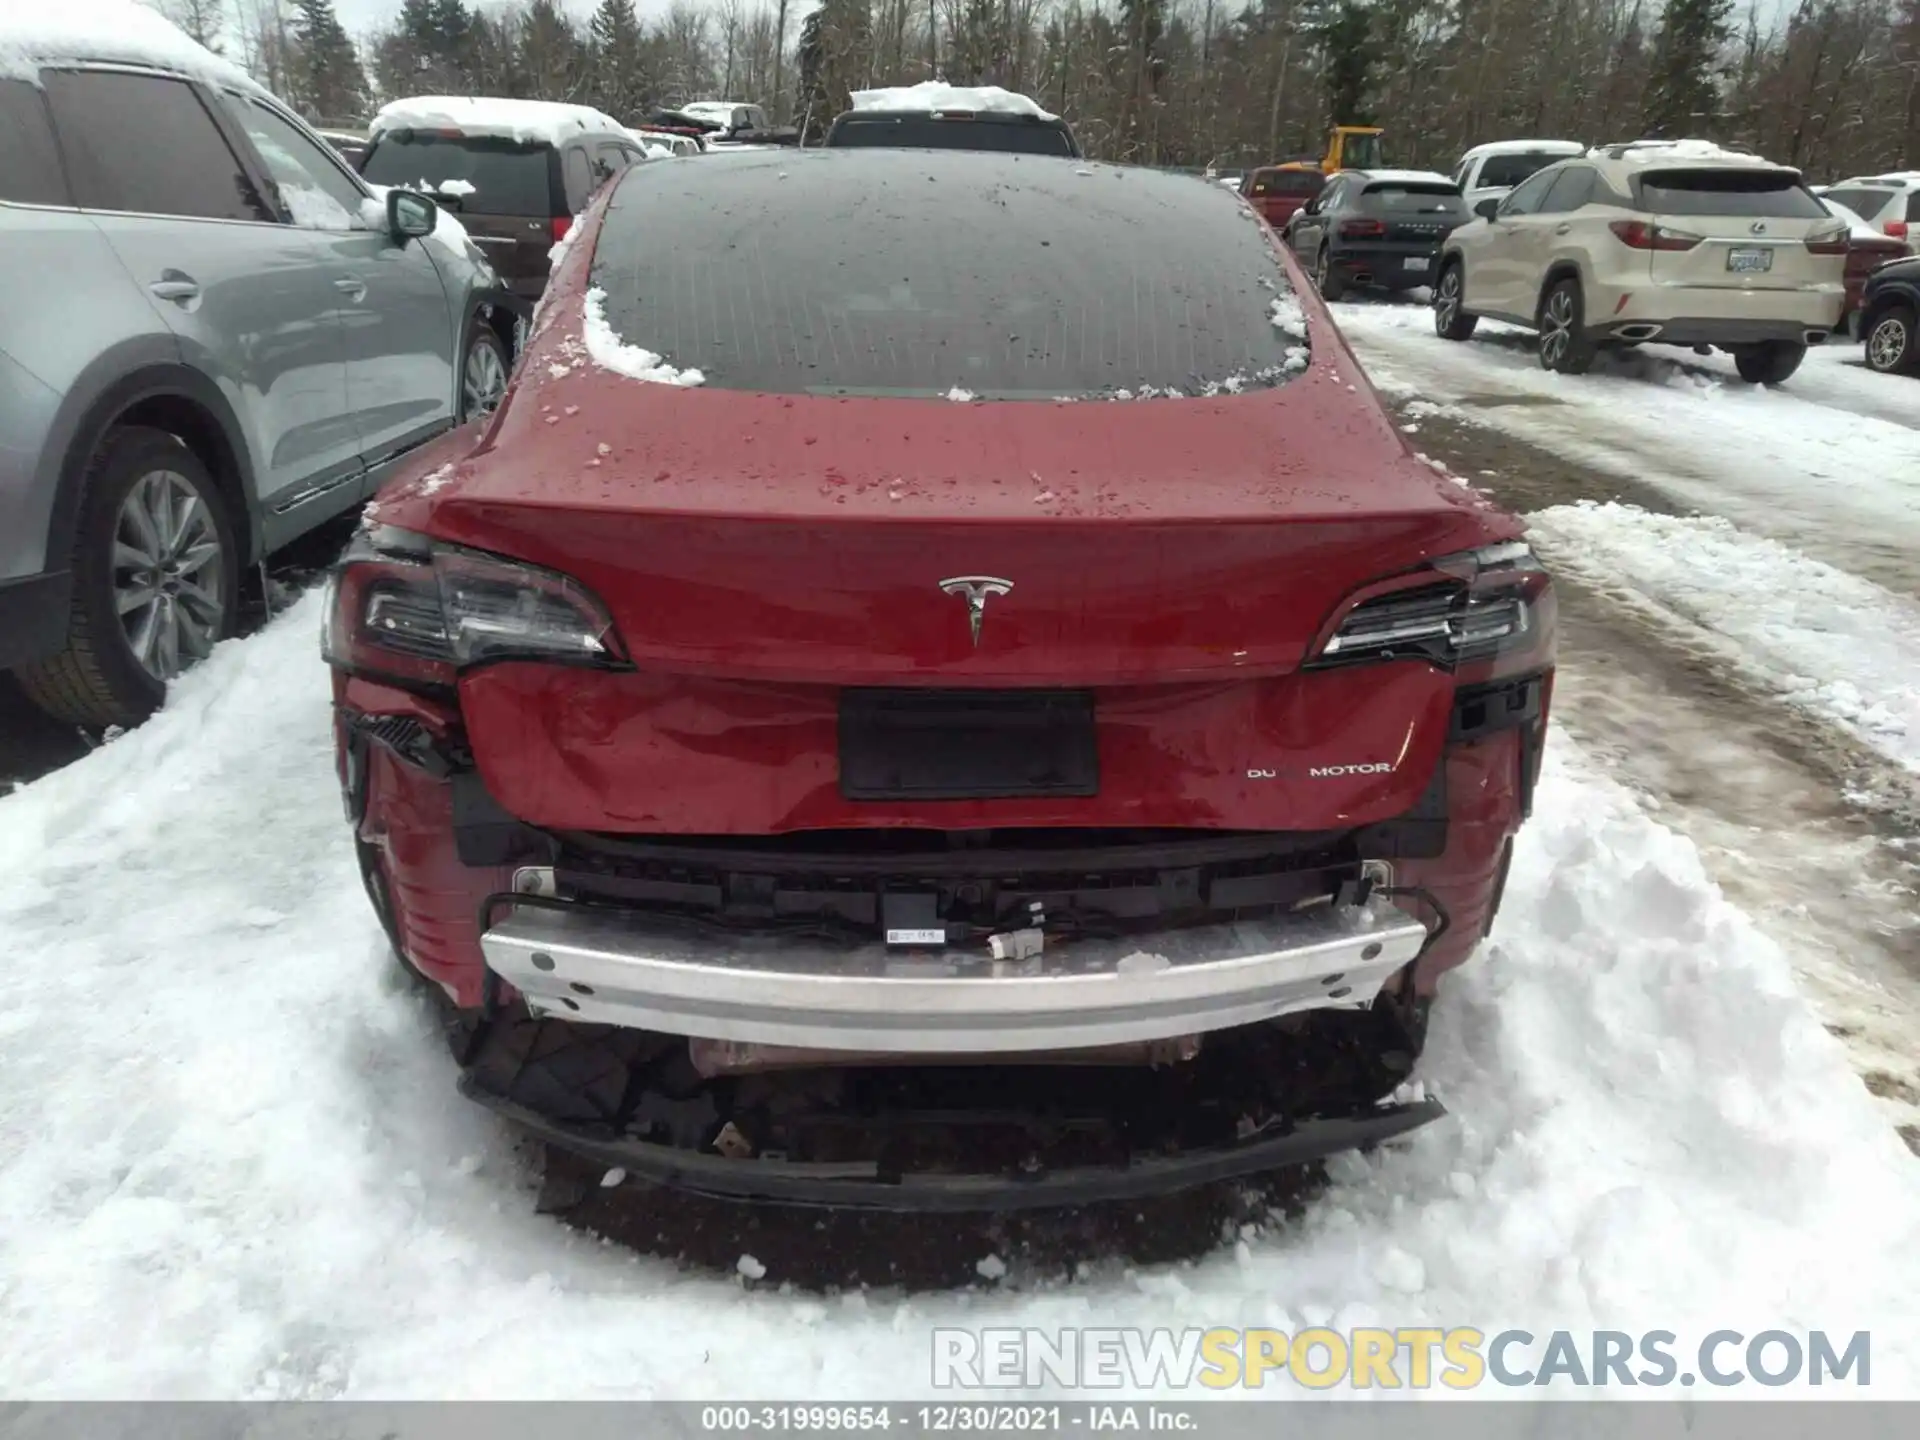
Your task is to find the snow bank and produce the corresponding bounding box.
[0,597,1917,1395]
[848,81,1057,122]
[1334,304,1920,575]
[582,286,705,387]
[371,95,624,144]
[0,0,263,93]
[1529,501,1920,774]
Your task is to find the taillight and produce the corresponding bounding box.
[1340,218,1387,238]
[322,526,624,689]
[1311,541,1553,677]
[1887,220,1910,240]
[552,214,573,244]
[1608,219,1702,251]
[1804,225,1850,255]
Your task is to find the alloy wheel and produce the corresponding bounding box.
[1541,290,1575,368]
[1868,315,1910,372]
[1436,272,1460,327]
[111,469,226,682]
[463,337,508,418]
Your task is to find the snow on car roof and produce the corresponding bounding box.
[680,101,749,118]
[0,0,265,93]
[371,95,625,145]
[1357,169,1459,188]
[1589,138,1784,169]
[1458,139,1584,160]
[847,81,1058,122]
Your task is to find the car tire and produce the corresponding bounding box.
[15,425,240,729]
[1863,304,1918,375]
[1537,278,1597,374]
[460,324,510,421]
[1732,340,1806,385]
[1434,261,1478,341]
[1314,246,1348,302]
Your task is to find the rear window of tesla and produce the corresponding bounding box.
[1637,169,1828,218]
[361,133,554,215]
[590,151,1310,400]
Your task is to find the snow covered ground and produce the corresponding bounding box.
[1529,502,1920,776]
[1338,302,1920,785]
[1,597,1917,1396]
[1338,303,1920,593]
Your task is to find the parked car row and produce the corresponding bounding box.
[1279,169,1470,299]
[0,40,525,727]
[1233,134,1913,385]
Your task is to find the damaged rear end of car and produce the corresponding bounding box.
[325,150,1558,1210]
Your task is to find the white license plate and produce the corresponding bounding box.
[1403,256,1430,272]
[1727,247,1774,273]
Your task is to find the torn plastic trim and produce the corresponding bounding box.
[460,1082,1446,1211]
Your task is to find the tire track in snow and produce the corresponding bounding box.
[1337,303,1920,596]
[1364,388,1920,1147]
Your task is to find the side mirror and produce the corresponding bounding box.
[387,188,437,242]
[1474,197,1502,220]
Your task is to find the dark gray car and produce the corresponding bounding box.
[1285,169,1471,300]
[0,51,524,728]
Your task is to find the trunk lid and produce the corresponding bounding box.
[408,291,1514,837]
[422,377,1503,686]
[1640,166,1843,290]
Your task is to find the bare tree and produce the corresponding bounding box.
[156,0,228,52]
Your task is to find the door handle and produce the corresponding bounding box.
[333,276,367,302]
[1554,223,1572,235]
[149,277,200,303]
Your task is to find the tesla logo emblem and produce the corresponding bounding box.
[1750,221,1768,234]
[938,575,1013,646]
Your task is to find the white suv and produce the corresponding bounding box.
[1819,174,1920,251]
[1433,140,1848,383]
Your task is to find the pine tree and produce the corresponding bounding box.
[291,0,369,123]
[589,0,651,121]
[520,0,582,102]
[1305,0,1378,126]
[794,0,871,143]
[1642,0,1734,136]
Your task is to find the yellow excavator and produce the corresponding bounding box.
[1320,125,1386,172]
[1271,125,1388,179]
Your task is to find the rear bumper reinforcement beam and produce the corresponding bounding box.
[478,897,1430,1052]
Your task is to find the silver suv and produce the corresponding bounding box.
[0,47,524,728]
[1434,141,1847,383]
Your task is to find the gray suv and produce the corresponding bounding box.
[0,55,524,728]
